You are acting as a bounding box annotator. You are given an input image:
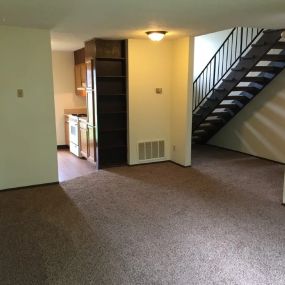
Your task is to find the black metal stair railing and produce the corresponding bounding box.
[193,27,264,111]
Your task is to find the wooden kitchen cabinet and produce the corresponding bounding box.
[74,48,86,97]
[78,121,96,162]
[79,120,88,158]
[87,125,96,163]
[74,63,86,96]
[80,64,86,87]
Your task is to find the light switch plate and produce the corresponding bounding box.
[17,89,24,98]
[155,88,163,94]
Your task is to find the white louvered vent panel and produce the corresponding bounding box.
[138,140,165,161]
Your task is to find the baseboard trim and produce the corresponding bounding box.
[128,160,171,167]
[0,182,59,192]
[57,145,69,150]
[128,160,191,168]
[206,144,285,165]
[170,161,191,168]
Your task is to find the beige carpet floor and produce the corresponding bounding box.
[0,145,285,285]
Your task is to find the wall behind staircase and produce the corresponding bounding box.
[208,70,285,163]
[194,29,231,79]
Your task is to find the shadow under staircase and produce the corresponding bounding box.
[192,27,285,144]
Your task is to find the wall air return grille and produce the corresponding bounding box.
[138,140,165,161]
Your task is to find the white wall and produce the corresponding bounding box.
[52,51,86,145]
[194,29,232,79]
[128,38,193,166]
[209,70,285,163]
[171,38,194,166]
[0,26,58,190]
[128,40,172,164]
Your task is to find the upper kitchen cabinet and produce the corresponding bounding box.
[74,48,86,96]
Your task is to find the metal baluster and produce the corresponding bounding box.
[235,28,238,60]
[213,56,216,88]
[245,28,248,47]
[199,76,201,106]
[240,27,243,55]
[194,81,197,110]
[193,83,196,110]
[217,53,220,85]
[225,40,229,71]
[221,45,225,76]
[230,34,233,66]
[192,83,195,110]
[201,72,205,101]
[207,65,210,95]
[205,66,208,97]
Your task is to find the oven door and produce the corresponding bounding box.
[69,121,79,146]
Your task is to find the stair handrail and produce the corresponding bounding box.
[193,27,264,111]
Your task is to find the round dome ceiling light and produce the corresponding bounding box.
[146,31,168,41]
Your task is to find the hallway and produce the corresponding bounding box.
[57,149,96,182]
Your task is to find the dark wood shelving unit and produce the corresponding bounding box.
[96,57,126,61]
[100,145,127,149]
[97,75,126,79]
[95,39,128,168]
[99,111,127,115]
[101,128,127,133]
[97,94,126,97]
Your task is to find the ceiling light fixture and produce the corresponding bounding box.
[146,31,167,41]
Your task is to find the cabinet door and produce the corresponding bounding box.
[87,90,95,126]
[80,127,88,158]
[75,64,86,96]
[88,125,96,163]
[86,61,93,89]
[80,63,87,88]
[74,65,81,95]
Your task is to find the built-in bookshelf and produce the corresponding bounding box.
[95,40,128,167]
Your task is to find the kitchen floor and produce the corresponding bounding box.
[57,149,96,182]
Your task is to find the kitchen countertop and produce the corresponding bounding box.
[79,117,88,122]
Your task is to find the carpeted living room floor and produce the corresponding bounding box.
[1,145,285,285]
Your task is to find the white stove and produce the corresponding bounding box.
[68,113,87,157]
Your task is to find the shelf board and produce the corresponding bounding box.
[97,76,126,79]
[98,111,126,115]
[96,57,126,61]
[100,128,127,133]
[97,93,126,97]
[100,145,127,150]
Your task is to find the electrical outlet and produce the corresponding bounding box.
[17,89,24,98]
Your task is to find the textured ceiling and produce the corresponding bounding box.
[0,0,285,51]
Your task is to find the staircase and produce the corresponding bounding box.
[192,28,285,144]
